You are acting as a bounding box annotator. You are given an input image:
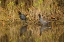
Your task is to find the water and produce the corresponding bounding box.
[0,19,64,42]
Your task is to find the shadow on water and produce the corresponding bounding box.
[0,19,52,42]
[59,33,64,42]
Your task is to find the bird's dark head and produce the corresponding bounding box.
[18,11,21,15]
[38,14,41,18]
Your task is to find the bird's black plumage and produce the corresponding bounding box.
[20,25,28,36]
[38,14,41,18]
[18,11,26,21]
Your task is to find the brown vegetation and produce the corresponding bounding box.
[0,0,64,42]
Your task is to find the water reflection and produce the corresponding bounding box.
[20,25,28,36]
[0,19,52,42]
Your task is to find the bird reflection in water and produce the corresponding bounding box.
[20,25,28,36]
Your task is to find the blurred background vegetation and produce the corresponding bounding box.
[0,0,64,42]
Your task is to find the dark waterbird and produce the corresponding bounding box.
[18,11,27,22]
[38,14,51,25]
[20,25,28,36]
[38,14,51,36]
